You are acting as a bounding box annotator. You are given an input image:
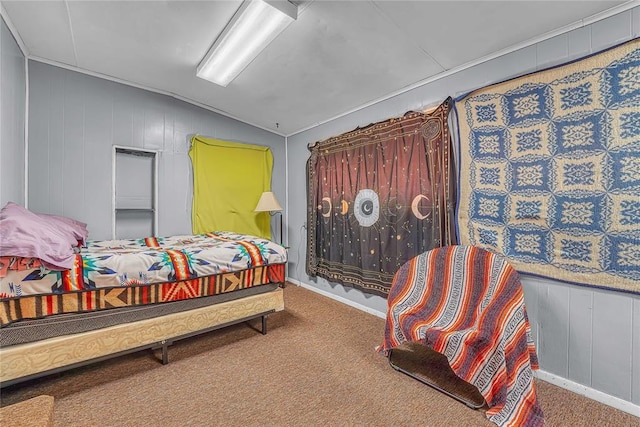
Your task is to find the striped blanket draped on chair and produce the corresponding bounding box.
[380,245,543,426]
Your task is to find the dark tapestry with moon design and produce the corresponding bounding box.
[306,98,456,296]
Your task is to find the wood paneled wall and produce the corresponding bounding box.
[286,7,640,409]
[27,61,285,240]
[0,16,25,207]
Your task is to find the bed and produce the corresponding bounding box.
[0,203,287,386]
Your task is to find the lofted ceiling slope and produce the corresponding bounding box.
[1,0,634,136]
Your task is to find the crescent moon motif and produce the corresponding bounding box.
[321,197,332,218]
[340,200,349,215]
[411,194,430,220]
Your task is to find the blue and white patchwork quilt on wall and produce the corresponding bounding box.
[454,38,639,295]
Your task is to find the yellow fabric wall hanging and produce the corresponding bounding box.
[189,135,273,239]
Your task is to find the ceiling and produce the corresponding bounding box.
[1,0,633,136]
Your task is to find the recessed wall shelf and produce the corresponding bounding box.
[112,146,158,239]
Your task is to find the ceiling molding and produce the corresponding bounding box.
[287,0,640,137]
[4,0,638,139]
[27,55,287,138]
[583,0,639,25]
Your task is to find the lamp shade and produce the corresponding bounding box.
[255,191,283,212]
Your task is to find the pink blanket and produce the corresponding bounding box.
[0,203,87,270]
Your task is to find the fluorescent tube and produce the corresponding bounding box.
[197,0,297,87]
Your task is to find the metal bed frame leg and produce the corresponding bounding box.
[161,341,169,365]
[151,311,272,367]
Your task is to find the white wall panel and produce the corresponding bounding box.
[592,292,633,401]
[132,94,145,150]
[520,279,540,347]
[539,284,570,376]
[0,17,25,207]
[62,69,85,221]
[28,61,285,240]
[591,9,633,50]
[633,298,640,406]
[157,152,193,236]
[47,66,64,216]
[83,75,113,239]
[170,101,194,154]
[143,103,164,151]
[25,61,48,210]
[567,288,593,386]
[567,26,592,61]
[536,34,569,70]
[112,85,135,148]
[287,8,640,409]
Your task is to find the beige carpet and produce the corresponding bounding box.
[1,284,637,426]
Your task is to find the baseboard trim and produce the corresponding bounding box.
[286,277,386,319]
[534,370,640,418]
[286,277,640,418]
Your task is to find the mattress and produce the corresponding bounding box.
[0,231,287,325]
[1,231,286,297]
[0,283,278,346]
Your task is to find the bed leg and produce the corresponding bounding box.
[161,341,169,365]
[261,315,268,335]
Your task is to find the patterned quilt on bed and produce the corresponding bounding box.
[0,232,287,325]
[380,245,543,427]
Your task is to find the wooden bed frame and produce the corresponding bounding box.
[0,287,284,387]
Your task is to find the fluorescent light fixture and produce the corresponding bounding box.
[197,0,297,87]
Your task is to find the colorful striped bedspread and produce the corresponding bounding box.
[0,231,287,325]
[380,245,543,427]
